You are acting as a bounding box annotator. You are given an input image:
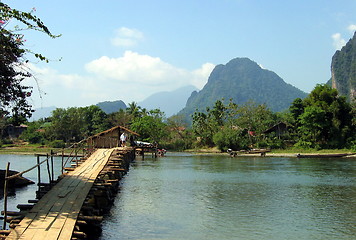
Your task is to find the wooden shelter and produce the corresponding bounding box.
[87,126,139,149]
[263,122,289,139]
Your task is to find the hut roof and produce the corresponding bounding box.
[89,126,139,140]
[263,122,288,134]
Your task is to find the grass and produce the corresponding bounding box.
[0,143,63,155]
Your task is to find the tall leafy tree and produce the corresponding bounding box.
[107,109,132,128]
[192,99,228,146]
[47,106,107,143]
[130,109,167,143]
[294,84,354,148]
[0,2,59,120]
[126,101,142,118]
[80,105,108,136]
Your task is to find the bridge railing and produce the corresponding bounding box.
[2,127,130,230]
[1,137,94,230]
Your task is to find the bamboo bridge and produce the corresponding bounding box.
[0,126,146,240]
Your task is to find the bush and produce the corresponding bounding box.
[350,140,356,152]
[213,128,249,152]
[294,140,320,150]
[27,132,45,144]
[161,138,194,151]
[2,138,13,145]
[48,140,65,148]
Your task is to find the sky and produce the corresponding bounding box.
[7,0,356,109]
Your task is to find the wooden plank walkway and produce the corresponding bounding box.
[7,148,115,240]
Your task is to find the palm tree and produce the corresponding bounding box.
[126,102,141,118]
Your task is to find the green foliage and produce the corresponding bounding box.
[21,121,45,144]
[130,109,167,143]
[192,99,228,146]
[48,140,65,148]
[163,114,193,150]
[233,101,277,136]
[292,84,355,149]
[192,99,280,150]
[107,109,132,128]
[47,106,108,143]
[0,3,59,120]
[213,127,249,151]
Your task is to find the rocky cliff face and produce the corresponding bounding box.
[331,32,356,102]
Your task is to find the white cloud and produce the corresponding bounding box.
[110,27,144,47]
[85,51,214,89]
[348,24,356,34]
[26,51,215,108]
[332,33,346,50]
[192,63,215,89]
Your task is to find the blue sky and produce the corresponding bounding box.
[8,0,356,109]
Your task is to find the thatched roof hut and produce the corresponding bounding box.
[87,126,139,148]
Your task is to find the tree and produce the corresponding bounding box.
[47,106,107,143]
[80,105,108,136]
[48,108,83,142]
[126,101,142,118]
[130,109,167,143]
[164,114,193,150]
[192,99,229,146]
[297,106,327,148]
[106,109,132,128]
[293,84,354,148]
[0,3,59,120]
[233,102,276,136]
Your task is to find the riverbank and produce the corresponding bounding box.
[0,144,62,155]
[184,147,356,158]
[1,144,355,158]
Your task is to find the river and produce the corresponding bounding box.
[100,153,356,240]
[0,153,355,239]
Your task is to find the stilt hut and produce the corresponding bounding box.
[87,126,139,149]
[263,122,289,139]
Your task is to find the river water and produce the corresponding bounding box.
[0,153,355,239]
[100,153,356,240]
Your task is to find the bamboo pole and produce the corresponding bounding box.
[50,150,54,184]
[37,155,41,186]
[6,158,48,181]
[3,162,10,230]
[46,153,51,183]
[61,148,64,174]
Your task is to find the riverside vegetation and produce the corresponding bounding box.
[1,84,355,153]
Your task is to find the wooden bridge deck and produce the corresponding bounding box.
[7,148,117,240]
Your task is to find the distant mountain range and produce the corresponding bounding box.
[30,106,56,121]
[178,57,308,119]
[30,85,196,120]
[139,85,198,117]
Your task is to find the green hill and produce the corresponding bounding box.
[96,100,126,114]
[179,57,307,119]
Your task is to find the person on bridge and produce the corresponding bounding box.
[120,132,127,147]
